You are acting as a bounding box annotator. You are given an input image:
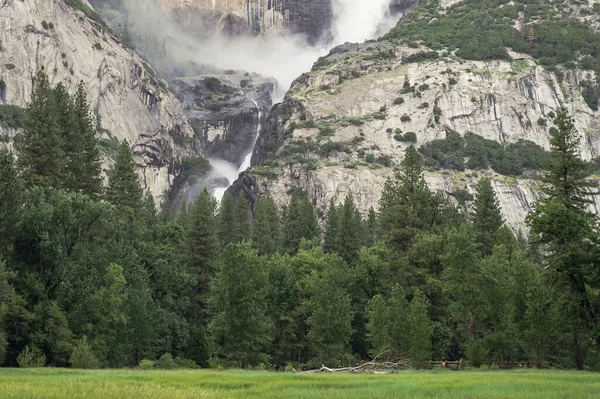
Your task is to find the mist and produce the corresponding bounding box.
[103,0,402,97]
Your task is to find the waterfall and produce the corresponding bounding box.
[204,1,402,203]
[209,98,263,203]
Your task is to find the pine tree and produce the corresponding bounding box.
[365,207,378,247]
[159,192,172,223]
[323,198,340,254]
[252,196,281,256]
[307,253,354,367]
[217,191,236,246]
[72,81,103,198]
[471,178,504,256]
[366,286,433,365]
[526,107,599,369]
[17,70,64,190]
[266,254,300,368]
[53,82,76,188]
[209,243,271,368]
[282,193,318,255]
[176,201,188,227]
[232,194,251,243]
[379,146,443,251]
[0,150,21,253]
[336,193,363,266]
[186,189,218,319]
[298,196,320,243]
[106,140,143,211]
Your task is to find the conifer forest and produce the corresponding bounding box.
[1,69,600,372]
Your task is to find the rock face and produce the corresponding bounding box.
[158,0,411,44]
[170,74,273,164]
[158,0,333,43]
[239,41,600,232]
[0,0,199,201]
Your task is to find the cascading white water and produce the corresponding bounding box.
[205,1,402,203]
[238,99,263,173]
[209,99,263,203]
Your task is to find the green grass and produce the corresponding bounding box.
[0,369,599,398]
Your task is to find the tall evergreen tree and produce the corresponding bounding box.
[159,193,172,223]
[307,253,354,367]
[266,254,300,368]
[365,207,378,247]
[209,243,271,368]
[72,81,103,198]
[52,83,76,188]
[526,107,599,369]
[185,190,218,319]
[106,140,143,211]
[0,150,21,253]
[252,196,281,256]
[232,194,251,243]
[471,178,504,256]
[17,70,64,190]
[282,193,319,254]
[336,193,363,266]
[323,198,340,254]
[378,146,444,251]
[217,191,236,247]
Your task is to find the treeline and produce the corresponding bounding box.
[1,73,599,370]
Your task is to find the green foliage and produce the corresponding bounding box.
[402,51,439,64]
[367,287,433,366]
[419,130,550,175]
[138,359,155,369]
[17,346,46,368]
[282,193,319,255]
[155,353,176,369]
[252,196,282,256]
[471,178,504,256]
[0,105,24,129]
[209,243,271,368]
[106,140,143,211]
[394,132,417,143]
[70,336,99,369]
[307,253,354,367]
[65,0,106,27]
[526,108,599,369]
[16,70,64,191]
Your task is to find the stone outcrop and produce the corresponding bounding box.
[239,41,600,231]
[0,0,200,201]
[157,0,412,44]
[158,0,333,43]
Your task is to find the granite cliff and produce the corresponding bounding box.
[0,0,200,201]
[234,0,600,232]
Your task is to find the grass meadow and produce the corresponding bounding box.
[0,368,599,398]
